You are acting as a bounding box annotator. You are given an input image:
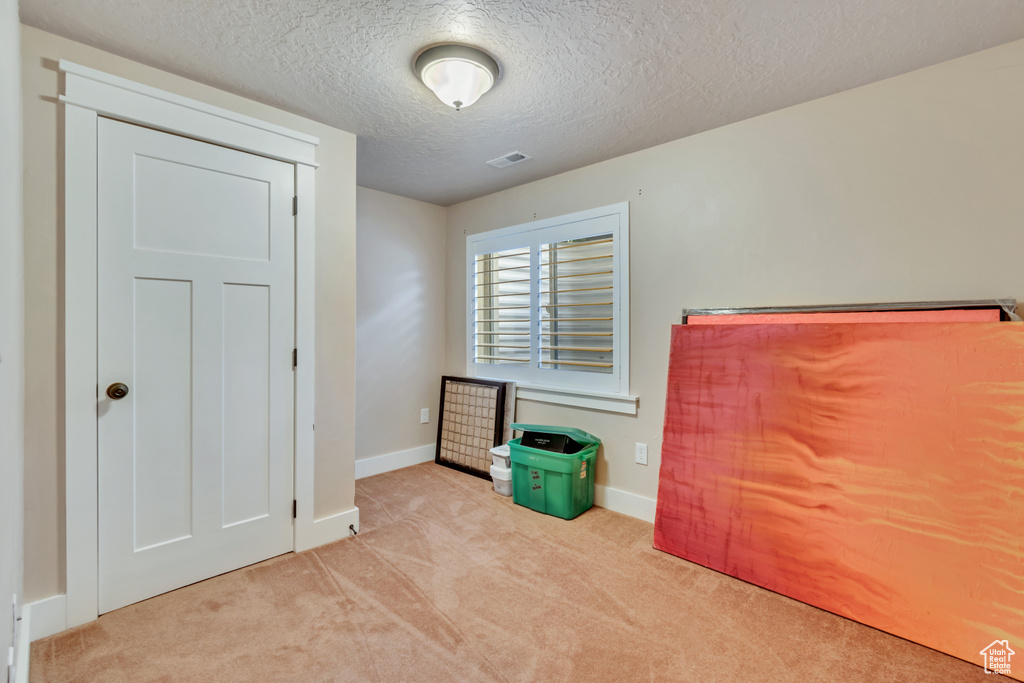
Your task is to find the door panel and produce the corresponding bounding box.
[132,277,193,551]
[97,118,295,613]
[133,154,272,260]
[222,283,272,527]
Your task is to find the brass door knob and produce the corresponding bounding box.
[106,382,129,400]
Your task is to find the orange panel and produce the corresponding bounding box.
[655,321,1024,677]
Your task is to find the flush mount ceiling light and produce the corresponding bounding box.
[415,44,499,111]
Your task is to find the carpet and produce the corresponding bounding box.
[31,463,989,681]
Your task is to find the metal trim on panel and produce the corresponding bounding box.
[682,299,1019,322]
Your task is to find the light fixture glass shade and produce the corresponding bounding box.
[415,45,499,111]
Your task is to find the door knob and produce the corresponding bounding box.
[106,382,129,400]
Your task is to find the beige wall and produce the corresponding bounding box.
[22,25,358,601]
[446,38,1024,503]
[356,188,447,460]
[1,0,24,658]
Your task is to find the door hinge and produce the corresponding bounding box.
[292,500,297,519]
[292,196,298,216]
[292,348,297,368]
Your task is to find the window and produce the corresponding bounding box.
[466,203,631,410]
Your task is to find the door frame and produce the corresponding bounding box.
[61,61,320,627]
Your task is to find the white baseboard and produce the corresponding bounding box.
[25,594,67,642]
[14,603,31,683]
[355,444,434,480]
[594,484,657,523]
[296,506,361,552]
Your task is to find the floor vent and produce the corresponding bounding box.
[486,151,532,169]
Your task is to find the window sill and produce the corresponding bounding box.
[514,384,638,415]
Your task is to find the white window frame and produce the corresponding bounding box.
[466,203,637,415]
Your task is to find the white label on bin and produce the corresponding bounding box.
[581,461,587,479]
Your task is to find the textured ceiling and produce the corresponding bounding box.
[20,0,1024,206]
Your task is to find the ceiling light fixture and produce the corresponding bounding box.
[415,44,499,111]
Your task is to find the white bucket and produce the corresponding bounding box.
[490,464,513,497]
[489,443,511,469]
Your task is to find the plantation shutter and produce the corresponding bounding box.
[538,235,614,372]
[473,246,532,367]
[467,203,628,397]
[472,234,616,373]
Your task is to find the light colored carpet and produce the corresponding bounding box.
[32,463,989,682]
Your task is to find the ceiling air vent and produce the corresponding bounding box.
[486,151,532,169]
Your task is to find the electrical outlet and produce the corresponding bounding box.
[635,442,648,466]
[420,408,429,424]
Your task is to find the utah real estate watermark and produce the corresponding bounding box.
[980,640,1015,676]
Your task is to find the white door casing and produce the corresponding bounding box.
[62,61,357,630]
[97,119,295,612]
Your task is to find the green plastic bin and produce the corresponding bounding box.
[508,424,601,520]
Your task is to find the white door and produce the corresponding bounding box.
[97,118,296,613]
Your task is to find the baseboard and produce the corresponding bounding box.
[296,506,360,552]
[355,444,434,480]
[594,484,657,523]
[13,603,30,683]
[25,594,67,642]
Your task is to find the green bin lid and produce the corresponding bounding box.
[510,423,601,446]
